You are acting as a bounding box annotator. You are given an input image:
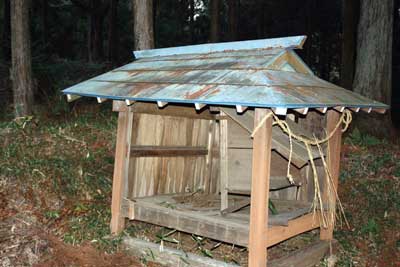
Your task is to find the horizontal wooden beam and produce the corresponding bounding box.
[268,240,335,267]
[112,101,218,120]
[130,145,208,157]
[123,237,333,267]
[123,237,239,267]
[265,213,320,247]
[373,108,387,114]
[124,198,250,247]
[124,197,320,248]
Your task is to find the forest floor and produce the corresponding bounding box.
[0,101,399,267]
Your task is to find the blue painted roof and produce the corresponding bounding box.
[63,36,389,110]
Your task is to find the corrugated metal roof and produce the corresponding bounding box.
[63,36,389,111]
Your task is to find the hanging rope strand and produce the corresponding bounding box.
[250,109,353,229]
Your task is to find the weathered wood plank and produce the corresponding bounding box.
[130,145,208,157]
[123,237,334,267]
[123,195,318,248]
[227,149,302,192]
[123,237,240,267]
[228,176,299,193]
[204,120,217,193]
[220,107,319,168]
[266,213,320,247]
[320,110,342,240]
[248,108,272,267]
[110,111,132,233]
[126,198,250,247]
[220,116,229,211]
[127,114,214,198]
[221,198,250,215]
[268,240,336,267]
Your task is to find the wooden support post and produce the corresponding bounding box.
[205,120,216,193]
[220,116,229,211]
[248,108,273,267]
[320,110,342,240]
[110,110,133,234]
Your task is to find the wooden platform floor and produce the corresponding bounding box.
[123,194,317,247]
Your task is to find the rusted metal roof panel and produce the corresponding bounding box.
[63,37,389,110]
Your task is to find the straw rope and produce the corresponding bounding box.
[251,109,353,228]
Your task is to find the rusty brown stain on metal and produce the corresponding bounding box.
[185,85,215,99]
[125,82,161,96]
[128,71,140,77]
[167,69,191,77]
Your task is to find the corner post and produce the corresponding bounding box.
[320,110,342,240]
[220,114,229,211]
[248,108,273,267]
[110,108,133,234]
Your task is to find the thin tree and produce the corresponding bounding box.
[189,0,195,43]
[209,0,220,42]
[2,0,11,61]
[108,0,119,65]
[227,0,239,41]
[11,0,33,117]
[41,0,49,48]
[340,0,359,89]
[71,0,109,62]
[353,0,394,136]
[133,0,154,50]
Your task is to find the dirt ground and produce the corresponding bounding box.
[0,175,142,267]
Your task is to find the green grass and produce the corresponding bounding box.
[0,102,124,252]
[335,129,400,265]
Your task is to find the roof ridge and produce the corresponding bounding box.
[133,36,307,59]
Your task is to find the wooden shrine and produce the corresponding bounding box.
[63,36,388,266]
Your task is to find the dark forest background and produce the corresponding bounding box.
[0,0,399,130]
[0,2,399,265]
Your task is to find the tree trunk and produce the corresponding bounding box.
[209,0,219,42]
[133,0,154,50]
[108,0,119,64]
[41,0,48,48]
[75,0,108,62]
[88,0,106,62]
[227,0,239,41]
[256,0,265,38]
[2,0,11,61]
[353,0,394,136]
[189,0,195,43]
[340,0,359,89]
[11,0,33,117]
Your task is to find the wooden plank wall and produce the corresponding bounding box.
[226,117,300,200]
[127,113,219,198]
